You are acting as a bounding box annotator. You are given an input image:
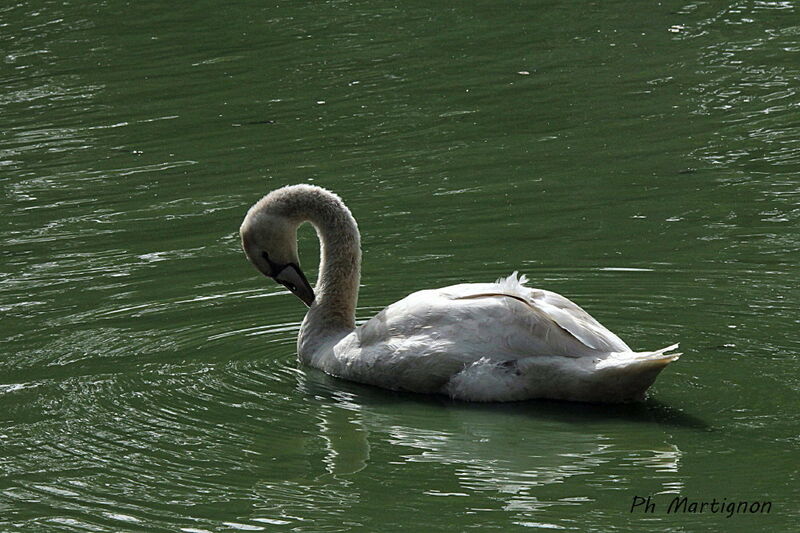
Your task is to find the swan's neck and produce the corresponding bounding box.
[269,186,361,361]
[307,203,361,330]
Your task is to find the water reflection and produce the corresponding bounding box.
[296,370,696,523]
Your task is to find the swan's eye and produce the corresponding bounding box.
[286,283,297,292]
[260,251,283,277]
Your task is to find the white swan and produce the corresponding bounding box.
[240,184,680,403]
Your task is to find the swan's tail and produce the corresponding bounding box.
[631,342,680,365]
[597,343,681,371]
[590,343,680,402]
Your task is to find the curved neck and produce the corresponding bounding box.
[308,200,361,330]
[265,186,361,359]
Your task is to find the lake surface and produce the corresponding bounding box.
[2,0,799,531]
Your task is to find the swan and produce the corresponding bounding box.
[240,184,680,403]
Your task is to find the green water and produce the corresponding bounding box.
[2,0,799,531]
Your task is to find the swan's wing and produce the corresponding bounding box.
[354,277,627,357]
[529,290,630,352]
[439,273,630,353]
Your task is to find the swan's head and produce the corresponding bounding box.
[240,209,315,307]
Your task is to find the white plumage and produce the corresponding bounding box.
[240,185,680,403]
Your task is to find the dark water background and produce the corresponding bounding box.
[2,1,799,531]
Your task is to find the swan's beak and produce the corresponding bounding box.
[274,264,315,307]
